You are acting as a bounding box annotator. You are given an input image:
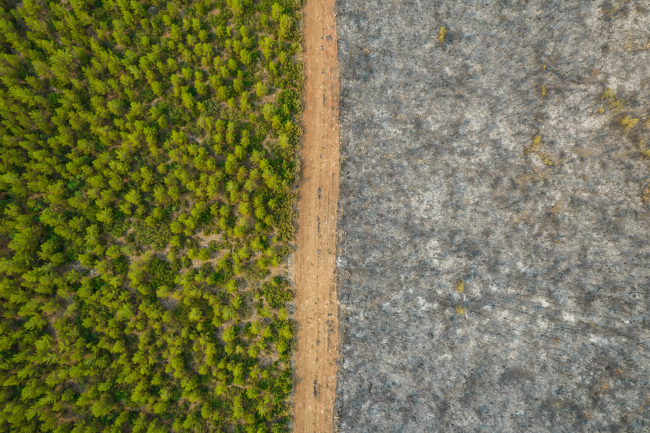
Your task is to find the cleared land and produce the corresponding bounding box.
[335,0,650,431]
[293,0,340,430]
[0,0,304,431]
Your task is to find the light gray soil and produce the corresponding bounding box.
[334,0,650,431]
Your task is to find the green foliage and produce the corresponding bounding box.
[261,277,294,309]
[132,221,175,251]
[0,0,303,431]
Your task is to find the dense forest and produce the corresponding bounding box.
[0,0,303,431]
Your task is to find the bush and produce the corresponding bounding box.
[261,277,293,308]
[132,221,174,250]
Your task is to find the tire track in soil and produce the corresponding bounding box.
[293,0,340,431]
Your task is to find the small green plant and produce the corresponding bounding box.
[525,135,556,166]
[602,88,625,112]
[598,87,648,204]
[642,184,650,203]
[620,115,639,130]
[438,26,448,44]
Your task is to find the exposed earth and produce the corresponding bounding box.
[333,0,650,431]
[293,0,341,430]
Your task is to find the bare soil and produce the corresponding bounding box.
[292,0,340,430]
[333,1,650,431]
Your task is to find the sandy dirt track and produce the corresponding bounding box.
[292,0,340,431]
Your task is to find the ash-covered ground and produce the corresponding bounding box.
[334,0,650,431]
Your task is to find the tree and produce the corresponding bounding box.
[271,3,283,20]
[227,58,238,72]
[217,86,230,101]
[278,15,293,39]
[0,0,300,430]
[240,48,253,65]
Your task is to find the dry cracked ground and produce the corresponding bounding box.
[333,0,650,431]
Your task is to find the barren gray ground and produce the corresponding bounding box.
[334,0,650,432]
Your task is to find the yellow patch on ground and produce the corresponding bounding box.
[620,115,639,130]
[438,26,447,44]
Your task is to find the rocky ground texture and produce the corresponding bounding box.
[334,0,650,431]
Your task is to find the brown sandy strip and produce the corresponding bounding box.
[292,0,340,431]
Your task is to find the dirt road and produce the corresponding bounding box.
[292,0,340,430]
